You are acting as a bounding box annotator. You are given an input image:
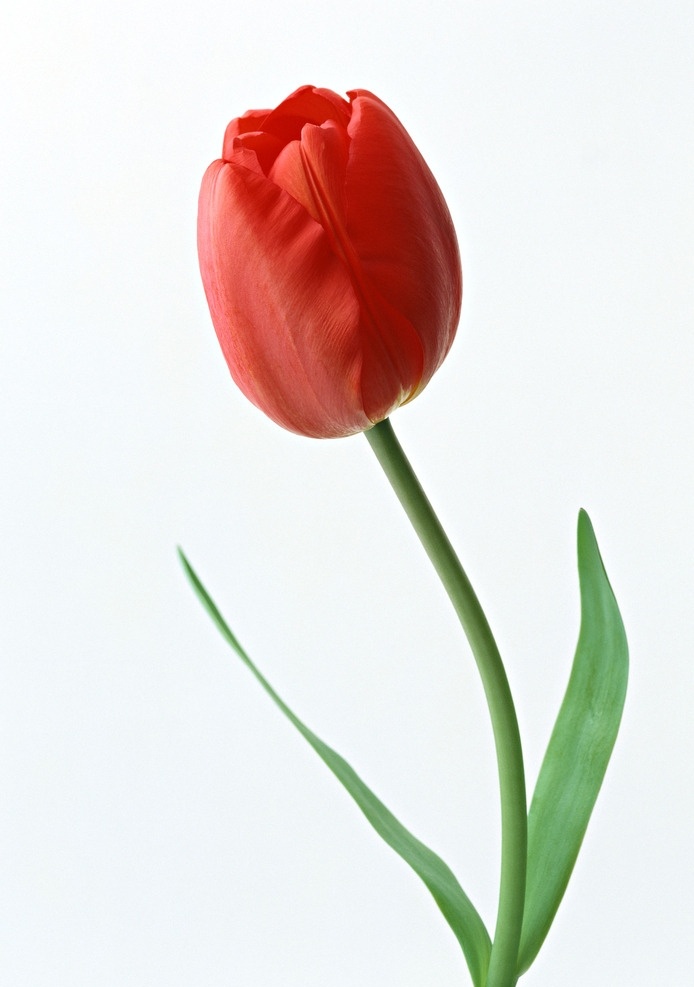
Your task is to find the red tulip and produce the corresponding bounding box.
[198,86,462,438]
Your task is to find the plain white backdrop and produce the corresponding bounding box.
[2,1,692,984]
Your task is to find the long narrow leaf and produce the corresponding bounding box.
[179,549,491,987]
[517,509,628,975]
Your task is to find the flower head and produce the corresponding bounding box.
[198,86,461,437]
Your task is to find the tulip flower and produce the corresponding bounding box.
[197,85,462,438]
[187,86,628,987]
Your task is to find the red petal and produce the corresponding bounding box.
[224,109,271,144]
[344,91,461,391]
[268,121,348,223]
[261,85,350,143]
[228,130,285,175]
[266,120,423,422]
[197,159,372,437]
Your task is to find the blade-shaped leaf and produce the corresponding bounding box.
[179,549,491,987]
[517,509,628,976]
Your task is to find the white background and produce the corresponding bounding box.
[2,1,692,984]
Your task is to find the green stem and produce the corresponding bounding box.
[365,418,526,987]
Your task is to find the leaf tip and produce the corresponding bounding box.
[577,506,591,530]
[577,508,600,556]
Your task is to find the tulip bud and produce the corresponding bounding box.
[197,85,462,438]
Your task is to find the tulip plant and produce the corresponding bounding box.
[182,86,628,987]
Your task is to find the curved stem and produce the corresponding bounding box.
[365,418,526,987]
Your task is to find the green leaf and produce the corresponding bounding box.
[517,510,629,976]
[179,548,491,987]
